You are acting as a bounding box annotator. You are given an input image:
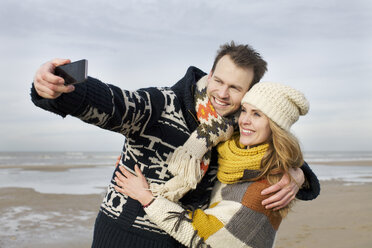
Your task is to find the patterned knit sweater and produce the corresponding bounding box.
[145,180,279,248]
[144,139,281,248]
[30,66,320,247]
[30,66,216,247]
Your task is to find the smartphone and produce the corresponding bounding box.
[55,59,88,85]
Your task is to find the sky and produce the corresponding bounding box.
[0,0,371,152]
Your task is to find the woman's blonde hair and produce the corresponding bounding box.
[255,119,304,218]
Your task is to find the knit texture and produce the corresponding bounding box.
[217,134,268,184]
[241,82,309,130]
[30,66,320,247]
[92,212,181,248]
[143,137,283,248]
[145,180,281,248]
[30,66,214,248]
[150,75,235,201]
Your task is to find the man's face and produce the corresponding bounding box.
[207,55,254,117]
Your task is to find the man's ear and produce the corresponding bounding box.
[207,70,213,81]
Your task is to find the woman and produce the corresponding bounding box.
[114,82,310,248]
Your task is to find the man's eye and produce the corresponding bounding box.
[231,87,240,92]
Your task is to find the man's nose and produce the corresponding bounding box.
[218,85,229,98]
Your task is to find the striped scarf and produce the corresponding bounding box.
[150,75,236,201]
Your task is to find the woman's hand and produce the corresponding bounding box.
[114,165,154,206]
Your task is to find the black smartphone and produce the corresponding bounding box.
[55,59,88,85]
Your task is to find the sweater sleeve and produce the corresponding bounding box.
[145,182,280,248]
[296,161,321,201]
[30,77,164,137]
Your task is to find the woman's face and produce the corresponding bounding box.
[239,103,272,147]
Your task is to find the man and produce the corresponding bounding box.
[31,41,319,247]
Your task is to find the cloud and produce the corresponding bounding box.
[0,0,371,151]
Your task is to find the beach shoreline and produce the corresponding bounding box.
[0,164,113,171]
[1,157,372,247]
[276,180,372,248]
[308,160,372,166]
[0,187,104,248]
[1,180,372,247]
[1,159,371,171]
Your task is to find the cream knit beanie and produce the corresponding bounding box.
[241,82,309,130]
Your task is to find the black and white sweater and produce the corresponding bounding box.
[30,66,320,247]
[31,66,215,246]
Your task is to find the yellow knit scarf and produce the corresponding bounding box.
[217,133,269,184]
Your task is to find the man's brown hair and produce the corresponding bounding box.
[212,41,268,88]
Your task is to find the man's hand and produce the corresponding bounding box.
[33,58,75,99]
[261,167,305,211]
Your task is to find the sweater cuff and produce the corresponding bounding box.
[296,161,321,201]
[54,82,88,116]
[145,196,184,217]
[30,81,87,117]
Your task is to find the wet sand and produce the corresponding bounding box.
[309,160,372,166]
[0,188,103,248]
[1,167,372,247]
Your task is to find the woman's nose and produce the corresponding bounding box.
[241,114,252,124]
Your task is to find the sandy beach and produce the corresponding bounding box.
[1,164,372,247]
[276,180,372,248]
[0,187,103,248]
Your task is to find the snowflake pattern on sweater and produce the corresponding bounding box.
[30,67,215,237]
[30,66,319,247]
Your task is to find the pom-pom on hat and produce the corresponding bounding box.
[241,82,309,130]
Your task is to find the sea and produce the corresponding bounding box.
[0,151,119,195]
[1,150,372,248]
[0,151,372,195]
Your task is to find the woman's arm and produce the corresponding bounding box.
[114,165,154,206]
[114,166,279,248]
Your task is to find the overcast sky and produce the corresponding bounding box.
[0,0,371,152]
